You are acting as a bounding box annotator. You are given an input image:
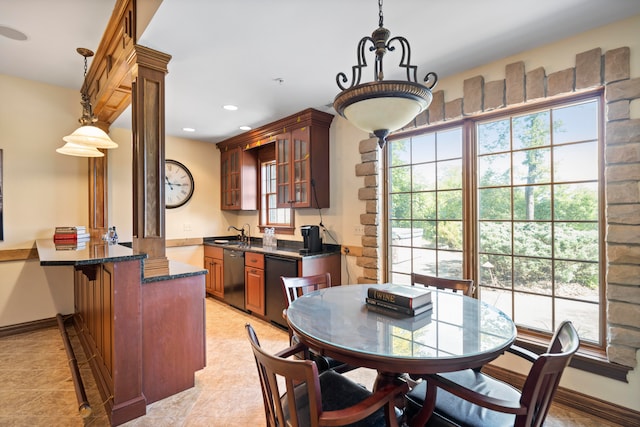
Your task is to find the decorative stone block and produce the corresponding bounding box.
[607,204,640,225]
[428,90,445,123]
[355,162,378,177]
[608,244,640,264]
[526,67,546,101]
[358,277,378,284]
[606,142,640,168]
[608,301,640,328]
[365,200,378,214]
[364,225,378,237]
[445,98,463,120]
[361,151,378,162]
[607,225,640,244]
[361,236,378,247]
[607,344,637,368]
[360,213,377,225]
[362,247,379,258]
[607,264,640,286]
[484,80,505,110]
[356,256,378,268]
[359,138,380,154]
[609,326,640,347]
[358,187,378,200]
[607,100,631,121]
[506,61,525,105]
[606,163,640,182]
[575,48,602,89]
[364,175,378,188]
[606,119,640,145]
[547,68,575,96]
[604,47,630,84]
[608,284,640,305]
[363,267,380,280]
[605,182,640,204]
[606,78,640,102]
[463,76,484,115]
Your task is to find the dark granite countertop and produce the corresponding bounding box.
[203,236,341,260]
[36,239,207,283]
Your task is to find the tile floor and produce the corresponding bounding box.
[0,297,624,426]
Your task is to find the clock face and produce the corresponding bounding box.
[165,159,194,209]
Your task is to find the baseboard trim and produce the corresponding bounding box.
[0,317,58,338]
[483,364,640,426]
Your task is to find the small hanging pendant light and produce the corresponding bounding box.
[57,48,118,156]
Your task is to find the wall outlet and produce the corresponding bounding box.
[353,225,364,236]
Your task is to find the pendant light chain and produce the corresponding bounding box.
[378,0,384,28]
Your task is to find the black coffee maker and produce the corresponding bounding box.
[300,225,322,255]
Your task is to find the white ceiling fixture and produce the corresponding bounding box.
[333,0,436,148]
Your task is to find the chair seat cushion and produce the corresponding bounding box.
[405,370,521,427]
[283,369,388,427]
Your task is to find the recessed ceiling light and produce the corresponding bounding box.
[223,105,238,111]
[239,126,252,131]
[182,127,195,132]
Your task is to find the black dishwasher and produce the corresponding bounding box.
[223,248,246,311]
[264,254,298,328]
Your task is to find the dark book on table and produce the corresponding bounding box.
[365,297,433,316]
[367,284,432,309]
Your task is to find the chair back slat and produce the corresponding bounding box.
[247,323,322,427]
[411,272,475,296]
[517,320,579,427]
[281,273,332,307]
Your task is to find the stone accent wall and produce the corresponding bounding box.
[354,46,640,368]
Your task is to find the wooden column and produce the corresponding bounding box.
[88,145,108,240]
[129,45,172,278]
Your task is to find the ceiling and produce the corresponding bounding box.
[2,0,639,144]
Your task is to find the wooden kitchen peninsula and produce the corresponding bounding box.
[36,239,207,426]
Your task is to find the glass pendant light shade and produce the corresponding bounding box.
[56,141,104,157]
[334,80,433,141]
[62,125,118,149]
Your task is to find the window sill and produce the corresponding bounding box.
[515,332,632,382]
[258,225,295,235]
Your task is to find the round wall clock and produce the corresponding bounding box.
[165,159,195,209]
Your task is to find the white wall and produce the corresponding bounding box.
[0,75,88,326]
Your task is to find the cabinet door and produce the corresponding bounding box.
[220,148,240,210]
[245,266,265,315]
[220,147,257,210]
[211,257,224,299]
[204,256,214,294]
[291,127,311,208]
[276,133,291,207]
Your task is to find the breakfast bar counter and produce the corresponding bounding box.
[36,239,207,426]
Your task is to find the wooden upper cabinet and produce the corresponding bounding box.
[217,108,333,210]
[276,126,326,208]
[220,147,257,210]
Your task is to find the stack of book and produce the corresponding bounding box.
[53,226,90,250]
[366,284,432,316]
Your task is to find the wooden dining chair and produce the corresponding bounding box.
[246,323,407,427]
[404,320,580,427]
[411,272,475,297]
[281,273,354,373]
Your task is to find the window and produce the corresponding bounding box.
[388,128,464,284]
[386,96,603,346]
[260,160,292,229]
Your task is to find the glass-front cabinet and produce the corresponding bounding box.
[217,108,333,211]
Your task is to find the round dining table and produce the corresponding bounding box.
[286,283,517,425]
